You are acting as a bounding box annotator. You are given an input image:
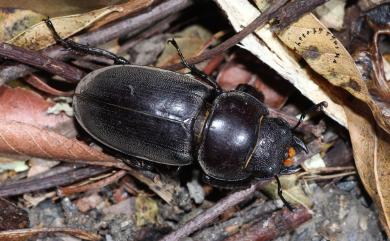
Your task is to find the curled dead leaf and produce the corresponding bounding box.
[0,86,71,131]
[0,120,126,169]
[344,102,390,236]
[277,13,390,134]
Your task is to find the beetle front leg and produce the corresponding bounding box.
[44,18,129,65]
[292,101,328,130]
[275,175,294,211]
[168,38,221,92]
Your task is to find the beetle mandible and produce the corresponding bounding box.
[45,19,326,210]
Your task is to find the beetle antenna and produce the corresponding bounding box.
[292,101,328,130]
[168,38,221,91]
[275,175,294,211]
[44,18,129,65]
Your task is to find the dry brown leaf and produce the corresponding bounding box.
[0,86,71,131]
[278,14,370,102]
[344,103,390,236]
[277,13,390,134]
[7,6,120,50]
[0,120,126,169]
[0,8,44,42]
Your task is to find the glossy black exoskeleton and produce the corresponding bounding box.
[45,19,326,210]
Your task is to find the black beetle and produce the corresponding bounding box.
[44,19,326,209]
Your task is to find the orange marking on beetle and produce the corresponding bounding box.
[288,147,296,158]
[283,158,294,167]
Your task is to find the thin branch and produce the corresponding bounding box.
[58,170,127,196]
[0,227,101,241]
[159,180,268,241]
[301,171,357,181]
[75,0,193,46]
[0,43,84,83]
[224,205,312,241]
[0,165,110,197]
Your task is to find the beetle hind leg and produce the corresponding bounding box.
[44,18,129,65]
[168,38,221,91]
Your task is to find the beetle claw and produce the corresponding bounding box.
[293,136,308,153]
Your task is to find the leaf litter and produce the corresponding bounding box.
[0,1,389,240]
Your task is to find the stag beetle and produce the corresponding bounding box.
[45,19,326,210]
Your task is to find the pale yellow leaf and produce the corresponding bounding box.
[7,6,120,50]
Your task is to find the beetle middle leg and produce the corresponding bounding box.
[275,175,294,211]
[44,18,129,65]
[168,38,221,92]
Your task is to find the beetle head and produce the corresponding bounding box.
[244,117,307,178]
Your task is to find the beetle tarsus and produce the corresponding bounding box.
[275,175,294,211]
[44,18,129,65]
[168,38,221,91]
[292,101,328,130]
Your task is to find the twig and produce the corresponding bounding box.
[272,0,330,31]
[119,13,181,53]
[224,205,312,241]
[299,166,355,175]
[192,200,276,240]
[75,0,193,46]
[159,180,268,241]
[0,166,110,197]
[58,170,127,196]
[0,227,101,241]
[301,171,356,181]
[0,43,84,83]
